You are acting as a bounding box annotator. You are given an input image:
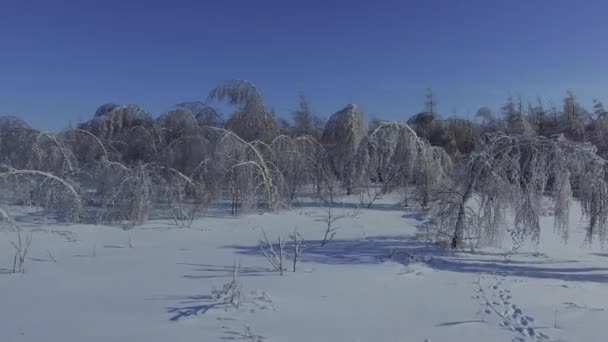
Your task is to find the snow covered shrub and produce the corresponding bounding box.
[321,104,366,194]
[159,130,209,174]
[431,132,608,248]
[259,229,287,275]
[208,127,283,212]
[0,128,76,175]
[153,166,204,226]
[0,165,82,221]
[84,161,151,225]
[87,160,204,226]
[58,129,113,164]
[211,260,243,307]
[11,229,32,274]
[316,202,360,247]
[270,135,325,202]
[0,208,31,273]
[115,163,152,225]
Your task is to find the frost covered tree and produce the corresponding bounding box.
[208,80,278,142]
[291,95,325,139]
[559,91,588,142]
[7,81,608,238]
[353,122,451,207]
[0,128,75,175]
[0,115,30,134]
[80,104,153,142]
[527,98,559,137]
[407,111,456,154]
[501,96,536,136]
[587,99,608,158]
[321,104,366,194]
[79,104,157,163]
[0,127,83,220]
[270,135,325,202]
[156,107,199,143]
[431,132,608,249]
[59,129,113,164]
[80,160,204,226]
[202,126,283,212]
[173,101,223,127]
[445,117,476,155]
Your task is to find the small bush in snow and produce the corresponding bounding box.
[288,228,305,272]
[11,230,32,274]
[259,229,287,275]
[211,260,243,308]
[317,203,360,247]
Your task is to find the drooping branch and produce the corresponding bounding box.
[204,126,282,210]
[353,121,452,205]
[321,104,366,194]
[431,132,608,248]
[0,165,82,220]
[207,80,265,113]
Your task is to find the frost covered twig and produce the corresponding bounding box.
[0,207,18,231]
[210,260,243,308]
[11,230,32,273]
[317,202,360,247]
[2,208,33,273]
[259,229,286,275]
[288,228,305,272]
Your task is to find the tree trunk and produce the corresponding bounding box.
[451,201,467,248]
[450,162,480,248]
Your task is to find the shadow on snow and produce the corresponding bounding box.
[225,235,608,283]
[178,262,276,279]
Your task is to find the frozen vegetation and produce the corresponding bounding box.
[1,196,607,342]
[1,81,608,341]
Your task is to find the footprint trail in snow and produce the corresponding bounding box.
[478,275,552,342]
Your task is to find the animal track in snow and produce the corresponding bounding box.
[478,275,550,342]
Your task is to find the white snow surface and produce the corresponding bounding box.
[1,195,607,342]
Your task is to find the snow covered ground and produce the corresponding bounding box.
[1,196,607,342]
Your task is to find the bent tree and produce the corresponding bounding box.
[353,121,452,207]
[432,133,608,248]
[321,104,366,195]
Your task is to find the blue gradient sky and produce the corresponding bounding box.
[1,0,607,131]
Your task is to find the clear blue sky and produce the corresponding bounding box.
[1,0,607,131]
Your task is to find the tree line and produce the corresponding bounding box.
[1,81,607,249]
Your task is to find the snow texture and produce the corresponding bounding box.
[0,195,607,342]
